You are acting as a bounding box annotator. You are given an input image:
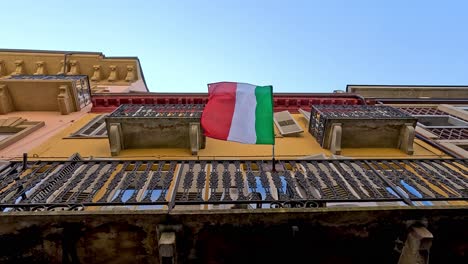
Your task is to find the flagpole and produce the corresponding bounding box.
[271,85,276,172]
[272,144,276,172]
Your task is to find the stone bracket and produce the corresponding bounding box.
[91,65,101,81]
[158,225,182,264]
[398,226,433,264]
[67,60,80,75]
[34,61,47,75]
[109,123,123,156]
[399,123,415,155]
[189,122,200,155]
[11,60,24,75]
[329,123,342,155]
[0,60,5,76]
[57,85,73,115]
[108,65,118,82]
[125,65,135,82]
[0,84,14,114]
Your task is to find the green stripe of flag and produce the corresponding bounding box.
[255,85,275,144]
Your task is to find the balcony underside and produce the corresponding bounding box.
[0,207,466,263]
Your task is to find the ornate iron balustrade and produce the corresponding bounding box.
[0,159,466,212]
[308,105,417,151]
[109,104,204,118]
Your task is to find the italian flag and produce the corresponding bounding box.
[201,82,275,144]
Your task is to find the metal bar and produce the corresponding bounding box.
[363,160,413,205]
[168,161,185,211]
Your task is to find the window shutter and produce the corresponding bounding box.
[273,111,303,136]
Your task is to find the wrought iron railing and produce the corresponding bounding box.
[109,104,204,118]
[0,159,466,212]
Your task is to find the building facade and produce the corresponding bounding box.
[0,50,466,263]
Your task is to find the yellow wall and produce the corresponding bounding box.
[28,113,450,160]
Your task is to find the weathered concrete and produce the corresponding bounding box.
[106,116,205,156]
[0,207,466,263]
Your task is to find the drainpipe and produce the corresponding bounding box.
[62,52,75,75]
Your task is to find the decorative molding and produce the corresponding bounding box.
[125,65,135,82]
[10,60,24,75]
[91,65,101,82]
[108,65,118,82]
[0,60,5,76]
[0,84,14,114]
[67,60,80,75]
[57,85,73,115]
[34,61,47,75]
[57,60,67,75]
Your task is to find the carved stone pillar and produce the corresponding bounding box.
[108,65,118,82]
[34,61,47,75]
[57,85,72,115]
[125,65,136,82]
[91,65,101,81]
[109,123,123,156]
[67,60,80,75]
[0,84,14,114]
[10,60,24,75]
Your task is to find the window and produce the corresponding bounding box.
[0,117,44,150]
[69,115,108,138]
[273,110,303,136]
[416,115,468,128]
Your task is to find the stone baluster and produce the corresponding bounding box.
[67,60,80,75]
[108,65,118,82]
[91,65,101,81]
[125,65,136,82]
[10,60,24,75]
[34,61,47,75]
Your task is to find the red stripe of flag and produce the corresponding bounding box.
[201,82,237,140]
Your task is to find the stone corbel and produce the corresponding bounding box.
[398,123,415,155]
[0,84,14,114]
[91,65,101,81]
[189,122,200,155]
[159,232,176,264]
[108,65,118,82]
[10,60,24,75]
[329,123,342,155]
[109,123,123,156]
[57,60,68,75]
[34,61,47,75]
[57,85,72,115]
[67,60,80,75]
[0,60,5,76]
[398,226,433,264]
[125,65,136,82]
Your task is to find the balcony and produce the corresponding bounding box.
[0,158,465,211]
[0,158,466,263]
[105,104,206,156]
[0,75,91,115]
[309,105,417,155]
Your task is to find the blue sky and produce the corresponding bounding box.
[2,0,468,92]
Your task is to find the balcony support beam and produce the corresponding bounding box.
[398,226,433,264]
